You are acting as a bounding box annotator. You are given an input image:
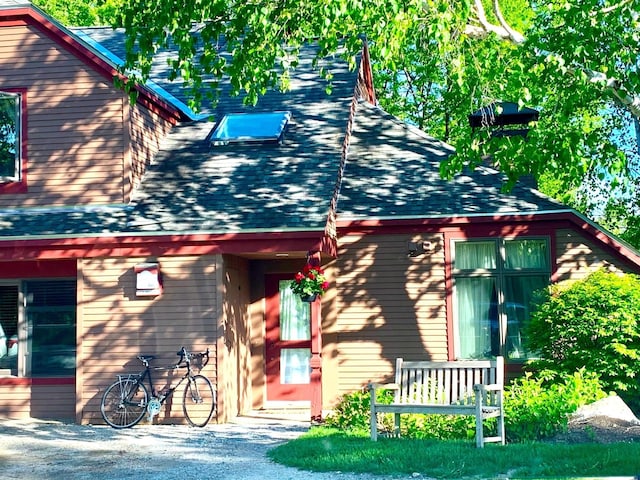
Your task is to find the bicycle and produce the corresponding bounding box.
[100,347,216,429]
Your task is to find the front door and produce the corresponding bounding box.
[265,274,313,401]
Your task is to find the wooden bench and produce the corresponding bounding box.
[369,357,505,447]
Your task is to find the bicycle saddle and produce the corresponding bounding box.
[137,355,156,362]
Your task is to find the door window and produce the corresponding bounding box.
[279,281,311,384]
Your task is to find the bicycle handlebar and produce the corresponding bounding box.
[137,347,209,369]
[176,346,210,368]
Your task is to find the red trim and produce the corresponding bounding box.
[0,7,183,124]
[264,273,315,401]
[337,212,640,271]
[0,87,28,194]
[443,232,455,360]
[0,259,76,278]
[0,231,335,260]
[0,377,74,386]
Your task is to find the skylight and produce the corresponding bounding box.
[209,111,291,145]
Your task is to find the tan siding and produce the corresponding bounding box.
[130,104,173,193]
[555,229,631,281]
[0,382,75,420]
[219,255,251,421]
[78,256,219,424]
[0,383,30,418]
[327,233,447,403]
[0,26,170,207]
[0,24,128,207]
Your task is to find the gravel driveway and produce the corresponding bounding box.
[0,417,396,480]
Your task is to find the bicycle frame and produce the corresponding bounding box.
[101,347,213,428]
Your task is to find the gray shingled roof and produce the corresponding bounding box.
[0,14,568,241]
[338,103,565,220]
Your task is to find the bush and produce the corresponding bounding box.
[504,369,607,442]
[525,268,640,409]
[326,369,607,443]
[324,388,473,439]
[324,388,373,431]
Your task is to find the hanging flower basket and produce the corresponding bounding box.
[290,264,329,301]
[300,293,318,303]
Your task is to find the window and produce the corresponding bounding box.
[452,238,550,360]
[0,280,76,377]
[208,111,291,145]
[0,91,21,181]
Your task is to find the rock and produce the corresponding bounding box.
[570,395,640,426]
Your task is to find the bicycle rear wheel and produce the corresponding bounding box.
[100,378,148,428]
[183,374,216,427]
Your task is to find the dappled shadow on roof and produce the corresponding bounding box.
[337,103,565,220]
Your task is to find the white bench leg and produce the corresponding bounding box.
[370,401,378,441]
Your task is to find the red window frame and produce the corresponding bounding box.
[0,87,28,194]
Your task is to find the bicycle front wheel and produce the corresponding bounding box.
[100,378,148,428]
[183,374,216,427]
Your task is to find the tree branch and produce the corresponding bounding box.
[491,0,525,44]
[464,0,640,123]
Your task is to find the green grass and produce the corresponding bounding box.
[268,427,640,479]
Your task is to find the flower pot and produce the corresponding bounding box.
[300,293,318,303]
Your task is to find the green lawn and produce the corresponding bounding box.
[268,427,640,479]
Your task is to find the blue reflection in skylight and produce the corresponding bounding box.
[209,111,291,145]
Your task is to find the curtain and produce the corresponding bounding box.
[279,281,310,341]
[455,241,496,270]
[456,277,498,359]
[280,348,311,384]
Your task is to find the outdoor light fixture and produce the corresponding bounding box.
[468,101,539,138]
[407,241,435,257]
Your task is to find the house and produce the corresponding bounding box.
[1,0,639,424]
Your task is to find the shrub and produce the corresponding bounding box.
[324,388,372,431]
[326,369,606,443]
[525,268,640,409]
[504,369,607,442]
[324,388,473,439]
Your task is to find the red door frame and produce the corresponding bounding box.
[264,273,315,401]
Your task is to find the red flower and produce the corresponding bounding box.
[294,272,304,282]
[307,272,316,280]
[321,281,329,291]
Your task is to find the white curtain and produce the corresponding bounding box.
[455,239,548,360]
[280,348,311,384]
[455,241,496,270]
[279,281,310,341]
[456,277,498,359]
[505,239,547,270]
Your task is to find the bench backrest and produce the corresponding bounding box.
[394,357,504,405]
